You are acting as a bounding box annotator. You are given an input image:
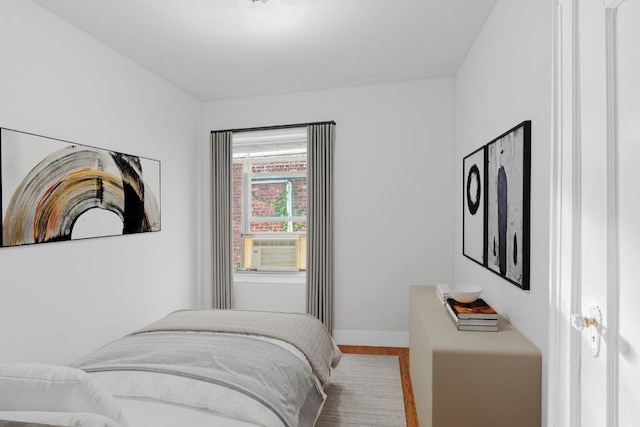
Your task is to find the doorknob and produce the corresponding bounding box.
[570,304,602,358]
[570,313,597,330]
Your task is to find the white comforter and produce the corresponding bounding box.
[0,310,341,427]
[0,411,123,427]
[88,335,316,427]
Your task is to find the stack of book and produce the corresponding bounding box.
[435,284,452,302]
[445,298,499,332]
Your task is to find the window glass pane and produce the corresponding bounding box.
[250,176,306,219]
[250,156,307,173]
[232,160,243,271]
[249,221,307,233]
[251,180,289,219]
[231,129,307,272]
[290,176,307,218]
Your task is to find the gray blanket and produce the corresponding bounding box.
[132,309,342,387]
[71,332,324,427]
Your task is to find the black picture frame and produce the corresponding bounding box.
[462,145,487,267]
[485,120,531,290]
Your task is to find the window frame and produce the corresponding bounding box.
[232,129,308,273]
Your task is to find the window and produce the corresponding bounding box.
[232,128,307,272]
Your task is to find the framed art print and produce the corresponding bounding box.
[485,121,531,289]
[462,145,486,266]
[1,127,161,248]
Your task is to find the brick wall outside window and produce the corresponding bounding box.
[232,158,307,270]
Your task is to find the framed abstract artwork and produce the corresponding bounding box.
[462,145,487,267]
[485,121,531,289]
[1,128,161,248]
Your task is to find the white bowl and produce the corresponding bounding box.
[447,284,483,303]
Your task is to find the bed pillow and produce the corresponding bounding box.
[0,364,128,427]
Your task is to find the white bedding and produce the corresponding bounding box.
[81,333,325,426]
[0,411,123,427]
[114,397,265,427]
[0,363,127,426]
[87,334,325,427]
[92,367,284,426]
[1,310,340,427]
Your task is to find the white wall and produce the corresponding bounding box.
[202,78,455,346]
[453,0,552,424]
[233,274,306,313]
[0,0,202,364]
[0,0,552,375]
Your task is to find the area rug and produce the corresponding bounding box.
[316,354,407,426]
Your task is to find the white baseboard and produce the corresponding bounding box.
[332,329,409,348]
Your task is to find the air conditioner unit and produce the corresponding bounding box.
[242,236,306,271]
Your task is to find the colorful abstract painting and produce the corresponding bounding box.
[1,128,160,247]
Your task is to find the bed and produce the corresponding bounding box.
[0,309,342,427]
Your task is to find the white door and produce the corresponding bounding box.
[613,0,640,423]
[550,0,640,426]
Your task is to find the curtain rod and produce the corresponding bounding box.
[211,120,335,134]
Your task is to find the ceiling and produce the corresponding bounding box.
[34,0,496,101]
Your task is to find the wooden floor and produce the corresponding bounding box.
[339,345,418,427]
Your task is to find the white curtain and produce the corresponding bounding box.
[210,131,233,309]
[306,123,335,333]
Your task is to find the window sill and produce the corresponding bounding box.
[233,271,306,285]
